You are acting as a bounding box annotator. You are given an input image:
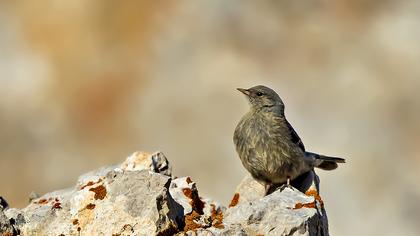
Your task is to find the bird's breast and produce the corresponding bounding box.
[234,111,305,183]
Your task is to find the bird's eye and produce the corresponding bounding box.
[256,92,263,96]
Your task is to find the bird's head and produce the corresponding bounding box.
[237,85,284,112]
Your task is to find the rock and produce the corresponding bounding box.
[230,175,266,206]
[120,151,172,176]
[169,177,225,233]
[1,151,330,236]
[1,196,20,235]
[223,187,328,235]
[1,207,15,235]
[11,169,184,235]
[226,170,328,236]
[230,170,321,207]
[0,196,8,210]
[1,151,182,236]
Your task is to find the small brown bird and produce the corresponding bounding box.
[233,85,345,194]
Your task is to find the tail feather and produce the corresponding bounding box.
[317,161,339,170]
[305,152,346,171]
[317,155,346,163]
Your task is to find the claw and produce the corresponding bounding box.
[278,177,292,192]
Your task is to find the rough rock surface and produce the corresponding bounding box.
[1,151,329,236]
[1,207,15,235]
[223,188,328,236]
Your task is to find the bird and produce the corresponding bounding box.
[233,85,345,195]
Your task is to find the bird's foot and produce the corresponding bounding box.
[278,184,291,192]
[278,178,292,192]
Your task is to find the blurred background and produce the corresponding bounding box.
[1,0,419,235]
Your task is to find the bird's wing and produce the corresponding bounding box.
[285,119,305,152]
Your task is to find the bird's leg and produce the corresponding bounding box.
[264,183,272,196]
[279,177,292,192]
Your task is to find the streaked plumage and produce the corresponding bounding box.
[233,85,345,194]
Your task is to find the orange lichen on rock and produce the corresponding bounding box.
[182,203,224,232]
[182,188,192,199]
[182,187,205,214]
[210,204,224,229]
[80,181,95,190]
[305,189,324,208]
[293,201,316,209]
[228,193,240,208]
[52,202,62,209]
[80,178,102,190]
[293,189,324,209]
[37,198,48,204]
[86,203,96,210]
[183,210,203,231]
[89,185,107,200]
[157,223,179,236]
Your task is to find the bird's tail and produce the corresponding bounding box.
[305,152,346,170]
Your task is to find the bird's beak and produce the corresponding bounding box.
[237,88,250,96]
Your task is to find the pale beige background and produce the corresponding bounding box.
[1,1,420,235]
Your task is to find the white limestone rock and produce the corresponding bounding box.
[224,170,329,236]
[2,151,182,236]
[1,151,330,236]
